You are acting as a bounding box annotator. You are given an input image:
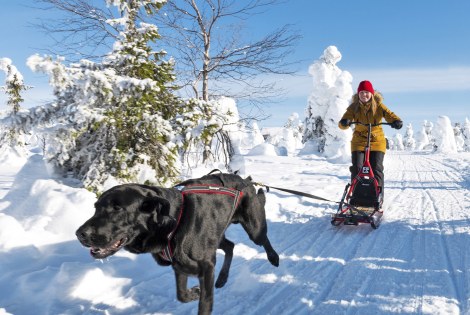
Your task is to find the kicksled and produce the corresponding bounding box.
[255,182,383,230]
[255,123,392,230]
[330,122,391,229]
[330,183,383,229]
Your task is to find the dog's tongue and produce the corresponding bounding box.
[112,239,123,248]
[90,247,101,256]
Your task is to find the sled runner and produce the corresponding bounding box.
[331,122,391,229]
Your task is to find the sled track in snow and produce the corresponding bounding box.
[5,149,470,314]
[385,152,470,313]
[232,151,470,314]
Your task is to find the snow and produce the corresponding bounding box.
[435,115,458,153]
[2,144,470,314]
[3,36,470,313]
[303,46,353,162]
[0,58,24,85]
[3,21,470,313]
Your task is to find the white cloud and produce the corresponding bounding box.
[2,66,469,110]
[350,66,470,93]
[268,66,470,99]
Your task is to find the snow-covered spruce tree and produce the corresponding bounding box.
[27,0,226,192]
[303,46,353,161]
[280,113,303,154]
[0,58,30,148]
[393,133,405,151]
[415,124,430,151]
[434,116,457,153]
[285,112,303,142]
[423,120,436,150]
[453,123,464,151]
[403,123,416,150]
[463,118,470,152]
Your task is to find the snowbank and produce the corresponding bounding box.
[2,144,470,314]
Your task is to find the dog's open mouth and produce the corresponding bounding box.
[90,237,128,259]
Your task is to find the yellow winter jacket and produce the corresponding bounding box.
[338,92,401,153]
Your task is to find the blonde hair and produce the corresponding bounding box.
[350,92,382,115]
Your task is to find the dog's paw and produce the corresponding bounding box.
[268,252,280,267]
[177,286,200,303]
[215,273,228,288]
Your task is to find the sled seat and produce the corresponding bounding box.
[349,178,381,208]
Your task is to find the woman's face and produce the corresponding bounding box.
[359,90,372,103]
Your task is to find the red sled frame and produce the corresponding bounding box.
[331,122,391,229]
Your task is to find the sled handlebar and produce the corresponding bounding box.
[349,122,392,148]
[350,122,392,127]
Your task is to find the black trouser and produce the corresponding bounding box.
[350,151,385,192]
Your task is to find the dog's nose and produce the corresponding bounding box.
[76,226,92,242]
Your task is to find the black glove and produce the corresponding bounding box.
[391,120,403,129]
[339,119,351,127]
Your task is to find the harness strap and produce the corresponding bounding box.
[159,194,185,263]
[159,185,243,263]
[207,169,224,175]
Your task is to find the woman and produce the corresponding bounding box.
[338,80,402,197]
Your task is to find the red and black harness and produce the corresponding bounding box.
[158,184,243,263]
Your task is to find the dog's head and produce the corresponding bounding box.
[76,184,176,259]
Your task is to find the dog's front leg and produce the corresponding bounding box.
[198,261,215,315]
[175,271,200,303]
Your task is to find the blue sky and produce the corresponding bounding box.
[1,0,470,131]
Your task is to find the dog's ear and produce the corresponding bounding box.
[140,197,176,229]
[141,196,169,214]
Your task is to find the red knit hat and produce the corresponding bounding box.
[357,80,374,94]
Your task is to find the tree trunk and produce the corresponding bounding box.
[200,10,212,162]
[202,38,210,102]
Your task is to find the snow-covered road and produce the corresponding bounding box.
[226,151,470,315]
[1,150,470,314]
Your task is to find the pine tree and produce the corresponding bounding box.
[303,46,352,160]
[96,0,182,187]
[27,0,229,192]
[403,123,416,150]
[415,124,430,150]
[423,120,436,150]
[463,118,470,152]
[393,133,405,151]
[282,113,303,153]
[433,116,457,153]
[0,58,30,148]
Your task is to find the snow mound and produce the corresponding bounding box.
[247,143,285,156]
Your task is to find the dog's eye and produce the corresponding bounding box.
[140,201,153,213]
[113,205,123,211]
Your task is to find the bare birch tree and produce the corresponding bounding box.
[35,0,300,104]
[34,0,119,60]
[156,0,300,104]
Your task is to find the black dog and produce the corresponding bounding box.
[76,173,279,315]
